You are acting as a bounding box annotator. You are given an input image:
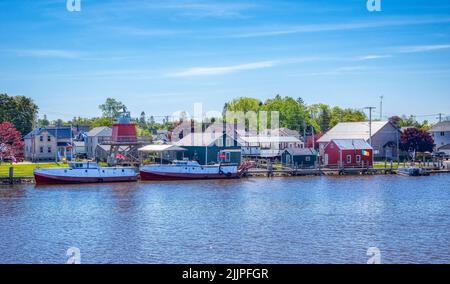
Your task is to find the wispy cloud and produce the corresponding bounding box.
[166,61,278,77]
[357,55,392,60]
[224,17,450,38]
[396,44,450,53]
[14,49,81,59]
[153,1,258,18]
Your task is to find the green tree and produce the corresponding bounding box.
[91,117,114,128]
[138,111,147,129]
[226,97,262,113]
[260,95,308,132]
[308,104,332,133]
[329,107,367,128]
[99,98,127,120]
[38,114,50,127]
[0,93,38,135]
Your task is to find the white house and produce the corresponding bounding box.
[24,127,73,161]
[317,121,400,159]
[429,121,450,153]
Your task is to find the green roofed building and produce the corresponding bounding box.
[281,148,318,169]
[175,133,242,165]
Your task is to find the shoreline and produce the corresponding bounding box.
[2,169,450,185]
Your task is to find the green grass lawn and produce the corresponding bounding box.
[0,163,68,177]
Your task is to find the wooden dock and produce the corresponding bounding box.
[245,167,395,177]
[0,176,35,185]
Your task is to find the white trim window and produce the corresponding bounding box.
[346,155,352,164]
[356,155,361,163]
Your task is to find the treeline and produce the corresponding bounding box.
[36,97,174,136]
[225,95,367,134]
[0,93,436,139]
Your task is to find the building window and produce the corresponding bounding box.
[356,155,361,163]
[47,136,51,142]
[48,146,52,153]
[40,136,43,142]
[40,146,44,153]
[346,155,352,164]
[441,132,445,136]
[305,156,311,162]
[225,152,231,162]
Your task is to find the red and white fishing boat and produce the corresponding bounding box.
[34,162,138,185]
[140,160,251,181]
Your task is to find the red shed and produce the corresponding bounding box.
[323,139,373,168]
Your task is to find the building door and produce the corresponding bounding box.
[286,154,291,165]
[324,154,329,166]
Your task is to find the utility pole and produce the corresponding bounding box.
[379,95,384,120]
[364,107,376,147]
[438,113,443,123]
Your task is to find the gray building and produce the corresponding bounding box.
[85,127,112,159]
[317,121,401,159]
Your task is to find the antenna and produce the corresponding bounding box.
[364,106,376,147]
[379,95,384,120]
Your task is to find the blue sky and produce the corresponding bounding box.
[1,0,450,122]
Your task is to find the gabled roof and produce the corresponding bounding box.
[329,139,373,150]
[317,121,396,143]
[270,128,301,138]
[175,133,239,147]
[240,136,302,144]
[284,148,317,156]
[138,144,186,152]
[438,144,450,150]
[87,126,112,137]
[429,121,450,132]
[24,127,72,139]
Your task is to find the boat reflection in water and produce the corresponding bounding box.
[397,167,430,177]
[34,162,138,185]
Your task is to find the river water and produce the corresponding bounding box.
[0,175,449,264]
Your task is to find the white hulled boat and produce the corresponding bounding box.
[34,162,138,185]
[139,160,249,181]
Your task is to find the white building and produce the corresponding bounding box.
[240,135,304,158]
[24,127,73,161]
[429,121,450,153]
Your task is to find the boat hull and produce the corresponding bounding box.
[139,170,240,181]
[34,172,138,185]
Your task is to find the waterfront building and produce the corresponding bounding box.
[240,135,304,159]
[175,133,242,165]
[23,127,73,162]
[323,139,373,168]
[85,126,112,159]
[281,148,317,168]
[429,121,450,152]
[317,121,400,160]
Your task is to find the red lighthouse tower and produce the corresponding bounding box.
[102,111,149,166]
[112,114,137,143]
